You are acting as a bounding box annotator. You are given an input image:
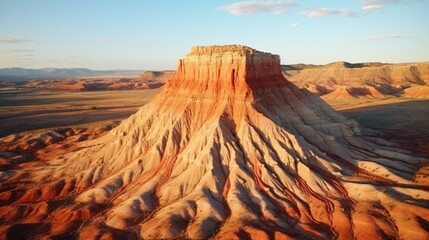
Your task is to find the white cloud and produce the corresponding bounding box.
[0,36,32,44]
[289,22,300,28]
[219,1,296,15]
[306,8,357,18]
[361,0,409,10]
[355,34,420,41]
[361,4,382,10]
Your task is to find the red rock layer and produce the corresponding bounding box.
[167,45,285,91]
[158,45,288,126]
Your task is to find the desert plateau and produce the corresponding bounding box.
[1,1,429,239]
[0,45,428,240]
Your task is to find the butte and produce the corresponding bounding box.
[0,45,428,239]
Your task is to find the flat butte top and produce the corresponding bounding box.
[187,44,279,58]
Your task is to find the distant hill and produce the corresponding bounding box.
[282,61,429,86]
[139,70,175,83]
[0,67,145,81]
[282,61,429,99]
[282,61,392,71]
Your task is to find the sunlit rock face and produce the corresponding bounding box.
[0,45,428,240]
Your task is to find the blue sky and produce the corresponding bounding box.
[0,0,428,70]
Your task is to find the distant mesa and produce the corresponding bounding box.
[0,45,428,239]
[283,61,429,99]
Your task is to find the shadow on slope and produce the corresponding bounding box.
[339,99,429,155]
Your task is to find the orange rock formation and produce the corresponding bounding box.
[0,45,428,239]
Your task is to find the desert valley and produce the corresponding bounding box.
[0,45,428,239]
[3,0,429,238]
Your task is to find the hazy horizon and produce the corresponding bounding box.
[2,59,429,72]
[1,0,428,70]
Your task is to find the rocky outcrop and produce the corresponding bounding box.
[0,45,428,240]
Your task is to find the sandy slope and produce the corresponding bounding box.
[404,85,429,98]
[321,85,388,100]
[0,46,428,239]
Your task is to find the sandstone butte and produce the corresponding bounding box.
[0,45,429,240]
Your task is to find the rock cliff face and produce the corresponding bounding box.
[0,45,428,240]
[160,45,286,125]
[175,45,285,88]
